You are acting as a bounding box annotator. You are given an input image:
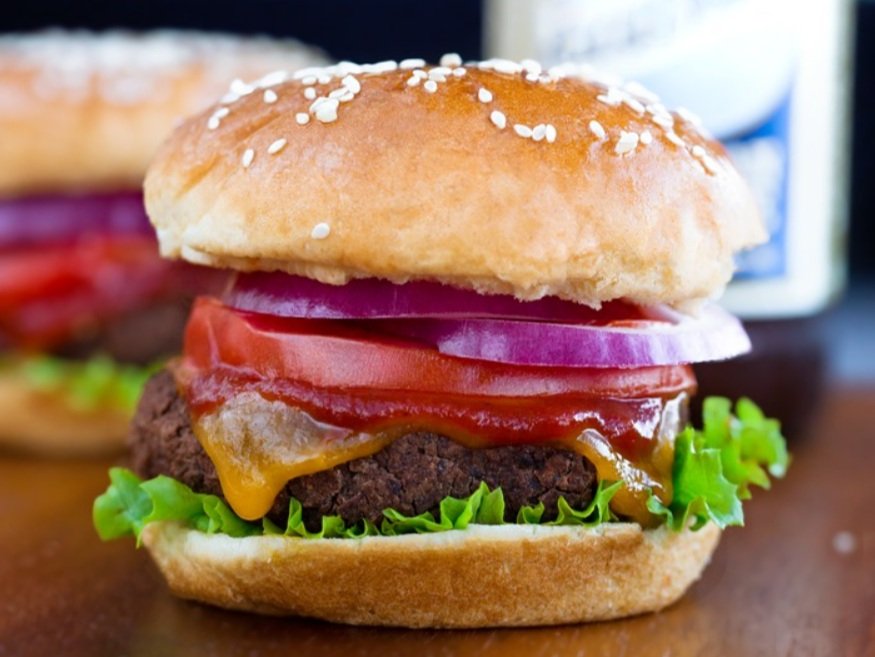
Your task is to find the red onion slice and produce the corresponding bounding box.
[225,272,750,368]
[383,304,751,368]
[0,191,152,250]
[224,272,649,323]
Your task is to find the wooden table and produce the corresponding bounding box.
[1,387,872,657]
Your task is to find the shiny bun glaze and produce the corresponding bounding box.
[145,56,765,308]
[0,30,326,196]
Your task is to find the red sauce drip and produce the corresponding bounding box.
[184,366,682,463]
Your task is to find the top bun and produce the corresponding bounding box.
[0,30,326,196]
[145,57,765,307]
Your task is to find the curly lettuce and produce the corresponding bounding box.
[8,354,158,412]
[93,397,787,541]
[94,468,623,542]
[647,397,789,530]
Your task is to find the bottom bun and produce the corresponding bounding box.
[142,520,721,628]
[0,370,129,456]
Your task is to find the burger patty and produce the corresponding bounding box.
[52,299,190,365]
[130,370,599,530]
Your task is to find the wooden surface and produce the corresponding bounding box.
[0,387,873,657]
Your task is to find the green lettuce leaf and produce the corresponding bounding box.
[93,468,260,544]
[648,397,789,530]
[8,354,159,412]
[93,469,623,542]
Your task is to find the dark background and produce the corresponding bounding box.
[1,0,872,281]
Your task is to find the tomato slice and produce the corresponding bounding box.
[0,237,179,350]
[183,297,696,401]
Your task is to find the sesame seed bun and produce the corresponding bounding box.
[141,520,720,627]
[0,30,326,196]
[0,367,129,456]
[145,59,765,307]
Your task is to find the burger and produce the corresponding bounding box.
[93,56,789,627]
[0,30,324,454]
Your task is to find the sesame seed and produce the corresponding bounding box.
[521,58,542,76]
[295,113,310,125]
[691,145,706,158]
[341,74,361,94]
[615,131,639,155]
[407,76,421,87]
[651,114,674,128]
[263,89,278,104]
[453,67,467,77]
[701,155,719,174]
[532,124,547,141]
[430,66,453,77]
[440,53,463,68]
[623,80,659,104]
[640,130,653,145]
[241,148,254,168]
[329,87,352,100]
[514,124,533,138]
[478,88,493,103]
[545,124,557,143]
[362,60,398,74]
[206,108,228,130]
[423,80,438,93]
[665,131,685,147]
[490,110,507,129]
[589,120,606,140]
[301,76,318,86]
[525,73,539,82]
[267,138,287,154]
[335,62,363,76]
[623,96,646,114]
[313,97,340,123]
[428,70,447,83]
[400,58,426,70]
[293,67,323,80]
[258,70,288,88]
[318,75,332,85]
[230,78,254,96]
[677,106,703,126]
[480,58,522,75]
[304,87,317,100]
[412,69,428,79]
[311,222,331,240]
[596,88,622,107]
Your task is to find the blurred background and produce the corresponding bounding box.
[1,0,872,414]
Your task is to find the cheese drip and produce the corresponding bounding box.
[194,392,391,520]
[192,391,685,524]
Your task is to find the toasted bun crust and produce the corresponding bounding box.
[142,520,720,627]
[145,59,764,307]
[0,369,129,455]
[0,30,325,196]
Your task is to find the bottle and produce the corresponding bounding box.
[484,0,854,438]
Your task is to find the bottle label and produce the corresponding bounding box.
[487,0,850,318]
[726,92,792,281]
